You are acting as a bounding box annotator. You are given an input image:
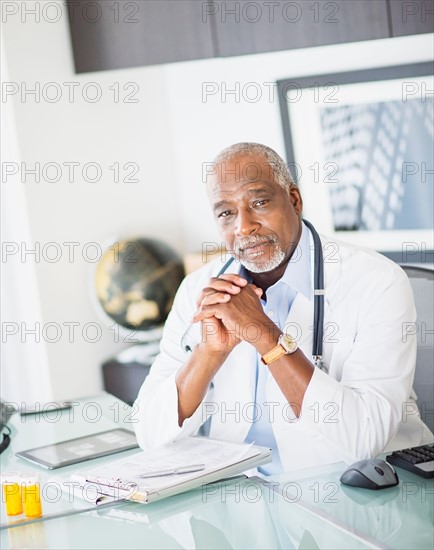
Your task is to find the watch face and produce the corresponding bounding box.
[280,334,297,354]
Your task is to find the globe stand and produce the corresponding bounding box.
[102,337,162,405]
[102,356,152,406]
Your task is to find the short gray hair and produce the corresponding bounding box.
[213,142,295,191]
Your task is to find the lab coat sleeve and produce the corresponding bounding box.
[299,262,417,461]
[133,268,215,450]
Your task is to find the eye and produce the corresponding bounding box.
[217,210,233,219]
[253,199,268,208]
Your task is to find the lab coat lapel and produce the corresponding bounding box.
[282,292,314,359]
[265,238,342,405]
[275,240,343,365]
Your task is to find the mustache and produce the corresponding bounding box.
[235,234,278,252]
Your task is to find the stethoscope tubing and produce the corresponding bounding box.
[302,219,325,363]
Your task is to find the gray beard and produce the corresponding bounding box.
[235,234,286,273]
[240,246,285,273]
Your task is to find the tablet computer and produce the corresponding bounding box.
[16,428,139,469]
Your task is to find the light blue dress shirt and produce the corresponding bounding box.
[243,223,312,475]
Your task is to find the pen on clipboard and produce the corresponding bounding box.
[83,475,146,503]
[138,464,206,479]
[84,475,138,492]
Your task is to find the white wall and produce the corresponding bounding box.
[1,33,53,405]
[2,5,432,400]
[2,10,182,400]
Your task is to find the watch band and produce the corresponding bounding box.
[261,344,286,365]
[261,334,298,365]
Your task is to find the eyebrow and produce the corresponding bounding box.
[212,186,275,212]
[213,199,231,213]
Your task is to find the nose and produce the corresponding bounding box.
[234,208,261,236]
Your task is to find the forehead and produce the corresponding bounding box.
[207,154,281,200]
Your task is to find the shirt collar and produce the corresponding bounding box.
[278,221,312,299]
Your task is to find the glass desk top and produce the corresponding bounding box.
[1,393,433,549]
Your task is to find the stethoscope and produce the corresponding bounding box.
[181,219,328,373]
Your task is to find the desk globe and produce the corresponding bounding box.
[95,238,185,403]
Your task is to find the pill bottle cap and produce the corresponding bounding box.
[21,473,40,485]
[0,472,20,484]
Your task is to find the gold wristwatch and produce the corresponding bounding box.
[261,334,298,365]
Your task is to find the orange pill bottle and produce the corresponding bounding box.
[1,472,23,516]
[21,474,42,518]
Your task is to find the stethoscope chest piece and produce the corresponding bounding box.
[314,357,329,374]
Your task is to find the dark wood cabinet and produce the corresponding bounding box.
[388,0,434,37]
[68,0,215,73]
[67,0,433,73]
[212,0,390,57]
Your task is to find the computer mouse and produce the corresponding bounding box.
[340,458,399,490]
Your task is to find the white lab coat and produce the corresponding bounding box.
[134,235,432,471]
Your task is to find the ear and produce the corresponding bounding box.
[288,186,303,215]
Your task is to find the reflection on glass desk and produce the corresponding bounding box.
[1,393,433,550]
[0,393,139,528]
[267,463,434,550]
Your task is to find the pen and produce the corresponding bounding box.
[138,464,206,479]
[82,476,147,503]
[84,475,138,492]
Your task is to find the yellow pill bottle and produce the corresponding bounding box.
[21,474,43,518]
[1,472,23,516]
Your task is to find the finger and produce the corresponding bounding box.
[210,276,246,292]
[196,281,242,307]
[217,274,248,287]
[204,281,242,294]
[193,294,228,322]
[192,304,220,323]
[196,287,238,308]
[249,284,263,298]
[200,292,231,308]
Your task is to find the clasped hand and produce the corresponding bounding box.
[192,274,272,353]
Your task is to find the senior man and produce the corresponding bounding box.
[134,142,431,473]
